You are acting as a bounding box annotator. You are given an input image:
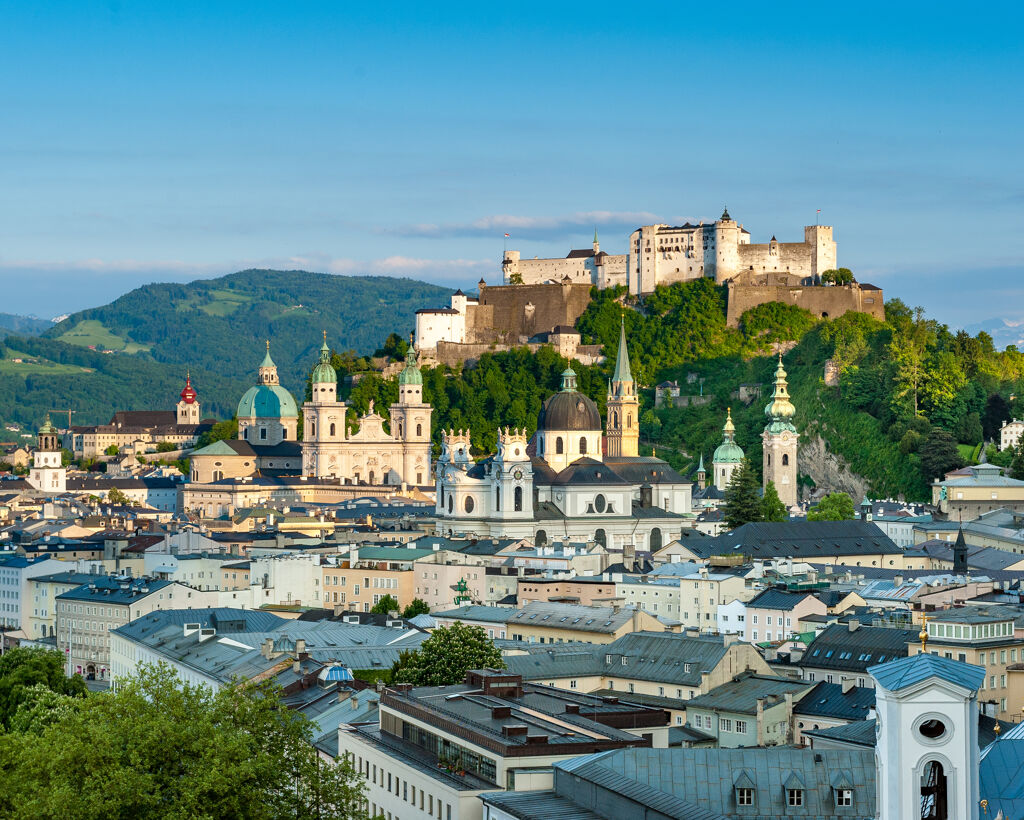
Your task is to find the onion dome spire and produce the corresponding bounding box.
[764,353,797,433]
[311,331,336,384]
[398,345,423,386]
[179,371,198,404]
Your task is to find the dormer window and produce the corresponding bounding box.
[835,788,853,807]
[737,788,754,806]
[787,789,803,807]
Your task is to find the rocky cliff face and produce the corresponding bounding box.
[798,432,870,502]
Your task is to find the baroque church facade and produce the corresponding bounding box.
[301,338,432,486]
[433,323,692,550]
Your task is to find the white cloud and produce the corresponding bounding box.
[389,210,661,239]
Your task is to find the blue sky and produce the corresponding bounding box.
[0,1,1021,327]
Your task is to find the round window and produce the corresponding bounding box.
[464,496,475,514]
[919,719,946,740]
[595,494,607,513]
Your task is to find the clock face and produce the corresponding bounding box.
[513,469,523,480]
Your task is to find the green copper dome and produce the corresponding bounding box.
[713,408,744,464]
[237,384,298,419]
[38,414,57,436]
[311,335,336,384]
[398,348,422,386]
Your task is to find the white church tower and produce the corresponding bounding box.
[870,630,985,820]
[28,415,66,494]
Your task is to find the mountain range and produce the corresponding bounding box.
[0,269,451,432]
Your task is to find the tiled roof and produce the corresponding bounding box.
[868,652,985,693]
[747,587,814,611]
[685,673,812,715]
[801,623,916,673]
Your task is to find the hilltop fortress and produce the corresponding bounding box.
[414,208,883,362]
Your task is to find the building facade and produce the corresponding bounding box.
[27,416,66,494]
[302,340,432,486]
[236,343,298,446]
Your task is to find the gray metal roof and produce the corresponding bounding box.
[480,790,606,820]
[868,652,986,693]
[802,623,916,673]
[707,520,901,560]
[686,673,813,716]
[792,681,875,720]
[746,587,815,611]
[557,746,875,818]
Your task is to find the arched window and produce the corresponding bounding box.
[213,470,223,482]
[612,411,618,426]
[397,422,403,437]
[536,530,547,546]
[627,413,632,427]
[447,495,453,514]
[369,470,375,485]
[650,527,663,552]
[556,437,564,454]
[495,487,501,511]
[514,486,523,512]
[416,423,422,437]
[782,453,789,466]
[329,422,336,437]
[767,454,771,466]
[594,528,607,547]
[310,420,316,437]
[580,437,587,454]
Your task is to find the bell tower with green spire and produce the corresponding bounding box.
[606,318,639,458]
[762,353,798,507]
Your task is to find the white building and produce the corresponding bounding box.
[0,555,64,630]
[716,598,747,635]
[414,290,473,350]
[249,552,322,608]
[26,416,66,494]
[1001,418,1024,451]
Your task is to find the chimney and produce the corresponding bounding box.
[842,678,856,694]
[295,638,307,658]
[261,637,274,658]
[847,620,860,633]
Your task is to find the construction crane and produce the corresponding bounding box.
[51,409,77,429]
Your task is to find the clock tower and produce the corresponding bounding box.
[762,354,798,507]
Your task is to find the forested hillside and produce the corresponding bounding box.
[0,270,451,430]
[332,279,1024,502]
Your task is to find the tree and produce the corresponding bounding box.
[920,427,964,482]
[0,648,87,729]
[155,441,177,453]
[60,448,74,466]
[104,444,119,456]
[401,598,430,618]
[393,623,504,686]
[105,487,131,505]
[1010,438,1024,481]
[983,393,1011,441]
[508,271,524,285]
[761,481,788,522]
[369,595,399,615]
[723,459,763,530]
[807,492,856,521]
[820,267,854,285]
[0,663,370,820]
[375,332,409,360]
[196,417,238,449]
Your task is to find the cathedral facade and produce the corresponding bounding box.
[301,339,432,487]
[433,326,691,550]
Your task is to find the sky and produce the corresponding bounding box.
[0,1,1021,327]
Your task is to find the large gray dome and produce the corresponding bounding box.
[537,390,601,432]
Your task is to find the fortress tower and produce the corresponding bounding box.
[606,319,639,458]
[762,354,798,507]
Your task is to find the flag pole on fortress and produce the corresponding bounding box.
[504,232,509,253]
[816,208,821,225]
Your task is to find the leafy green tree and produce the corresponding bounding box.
[807,492,855,521]
[196,417,238,448]
[1011,438,1024,480]
[761,481,788,522]
[375,332,409,360]
[393,623,504,686]
[401,598,430,618]
[508,271,524,285]
[0,648,87,729]
[60,448,74,466]
[820,268,854,285]
[369,595,399,615]
[983,394,1011,441]
[155,441,177,453]
[723,459,763,530]
[920,427,964,482]
[0,664,370,820]
[104,444,119,456]
[957,412,983,446]
[105,487,131,505]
